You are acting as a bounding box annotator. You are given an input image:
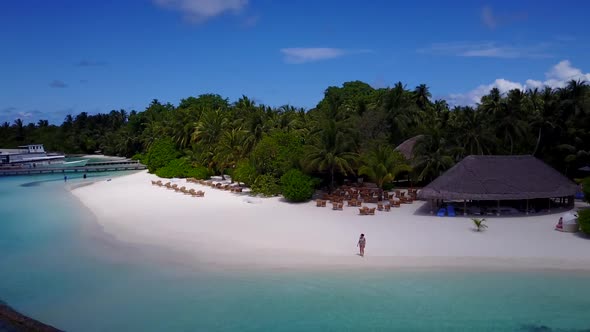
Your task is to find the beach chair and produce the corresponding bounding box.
[437,208,446,217]
[384,204,391,212]
[316,199,323,207]
[368,207,376,215]
[447,205,456,217]
[358,207,367,215]
[321,200,327,207]
[377,202,384,211]
[332,202,340,210]
[196,191,205,197]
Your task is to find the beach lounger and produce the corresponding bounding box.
[316,199,323,207]
[359,208,368,215]
[437,208,446,217]
[384,204,391,212]
[368,207,376,215]
[377,203,384,211]
[447,205,456,217]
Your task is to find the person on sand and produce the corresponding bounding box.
[357,234,366,257]
[555,217,563,230]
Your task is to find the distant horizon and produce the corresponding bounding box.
[1,1,589,124]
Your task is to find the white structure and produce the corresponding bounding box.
[0,144,87,168]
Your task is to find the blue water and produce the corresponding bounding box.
[1,174,590,332]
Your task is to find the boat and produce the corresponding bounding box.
[0,144,88,169]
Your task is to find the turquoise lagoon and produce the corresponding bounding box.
[1,173,589,332]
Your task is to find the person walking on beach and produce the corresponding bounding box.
[357,234,366,257]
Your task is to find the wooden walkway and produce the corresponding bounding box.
[0,162,146,176]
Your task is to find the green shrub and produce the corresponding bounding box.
[131,153,146,164]
[155,158,210,179]
[280,169,315,202]
[582,177,590,204]
[251,174,280,197]
[578,209,590,235]
[146,138,179,173]
[232,160,258,186]
[250,132,304,178]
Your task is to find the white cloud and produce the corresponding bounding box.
[420,41,551,59]
[280,48,370,64]
[449,60,590,105]
[481,6,497,29]
[153,0,247,23]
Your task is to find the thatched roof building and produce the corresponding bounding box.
[394,135,423,160]
[418,155,577,201]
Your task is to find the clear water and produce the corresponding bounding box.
[1,174,589,332]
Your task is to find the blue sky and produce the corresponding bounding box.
[1,0,589,124]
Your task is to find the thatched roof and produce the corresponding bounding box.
[418,155,577,200]
[394,135,423,160]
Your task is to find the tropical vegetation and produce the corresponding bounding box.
[472,218,488,232]
[1,80,589,200]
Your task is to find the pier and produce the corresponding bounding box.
[0,161,146,176]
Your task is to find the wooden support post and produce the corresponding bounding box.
[526,199,529,215]
[496,200,500,216]
[463,200,467,216]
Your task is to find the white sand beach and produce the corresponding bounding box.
[70,171,590,270]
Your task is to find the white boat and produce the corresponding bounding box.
[0,144,87,169]
[43,159,89,168]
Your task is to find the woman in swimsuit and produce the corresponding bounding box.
[357,234,366,257]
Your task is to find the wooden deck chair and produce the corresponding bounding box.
[332,202,340,210]
[358,208,367,215]
[321,200,327,207]
[368,207,376,215]
[377,203,384,211]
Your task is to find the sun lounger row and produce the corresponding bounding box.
[151,180,205,197]
[186,178,243,193]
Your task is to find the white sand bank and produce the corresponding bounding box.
[70,171,590,270]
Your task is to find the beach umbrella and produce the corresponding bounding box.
[561,212,578,224]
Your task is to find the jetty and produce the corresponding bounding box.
[0,160,146,176]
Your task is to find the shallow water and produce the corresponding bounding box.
[1,173,589,332]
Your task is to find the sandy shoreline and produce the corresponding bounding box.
[70,171,590,271]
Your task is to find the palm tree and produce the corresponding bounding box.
[358,146,412,188]
[304,119,358,190]
[414,84,432,111]
[379,82,420,144]
[214,126,248,179]
[191,108,227,146]
[413,132,456,182]
[449,106,495,156]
